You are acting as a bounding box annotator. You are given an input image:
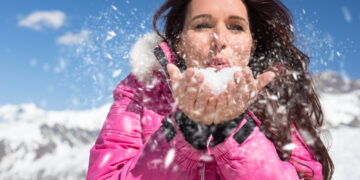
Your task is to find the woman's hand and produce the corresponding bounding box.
[167,64,275,125]
[167,64,217,125]
[213,66,275,124]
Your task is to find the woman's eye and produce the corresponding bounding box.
[228,24,244,31]
[195,23,211,29]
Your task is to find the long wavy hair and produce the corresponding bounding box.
[153,0,334,179]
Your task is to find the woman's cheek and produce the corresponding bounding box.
[188,32,211,49]
[237,49,251,66]
[186,35,210,63]
[234,38,252,64]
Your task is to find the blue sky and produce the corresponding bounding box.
[0,0,359,110]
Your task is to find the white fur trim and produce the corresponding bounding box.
[129,32,163,82]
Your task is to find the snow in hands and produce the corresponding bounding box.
[194,67,243,95]
[167,64,275,125]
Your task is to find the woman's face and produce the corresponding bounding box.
[177,0,253,70]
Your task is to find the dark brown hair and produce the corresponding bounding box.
[153,0,334,179]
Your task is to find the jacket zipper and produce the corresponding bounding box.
[201,135,212,180]
[201,163,205,180]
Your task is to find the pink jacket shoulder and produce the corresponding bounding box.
[86,74,145,180]
[290,122,323,179]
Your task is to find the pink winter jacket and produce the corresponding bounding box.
[86,33,323,180]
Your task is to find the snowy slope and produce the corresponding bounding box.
[329,127,360,180]
[314,70,360,128]
[320,91,360,127]
[0,71,359,179]
[0,103,110,179]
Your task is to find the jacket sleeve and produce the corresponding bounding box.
[209,111,321,180]
[86,75,205,180]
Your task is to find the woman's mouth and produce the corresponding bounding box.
[207,58,231,70]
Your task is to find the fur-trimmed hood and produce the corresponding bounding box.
[129,33,164,82]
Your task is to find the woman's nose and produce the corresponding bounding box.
[211,27,227,53]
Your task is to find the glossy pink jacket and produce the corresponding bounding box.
[86,33,323,180]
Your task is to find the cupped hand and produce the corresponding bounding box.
[213,66,275,124]
[167,64,275,125]
[167,64,216,125]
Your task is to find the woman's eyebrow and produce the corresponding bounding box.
[191,14,212,22]
[228,15,249,24]
[191,14,248,24]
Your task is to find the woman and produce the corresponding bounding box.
[86,0,334,179]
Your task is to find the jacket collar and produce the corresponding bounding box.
[129,33,164,82]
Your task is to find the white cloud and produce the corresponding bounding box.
[18,10,66,30]
[341,6,352,23]
[57,30,90,46]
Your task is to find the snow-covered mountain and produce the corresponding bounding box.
[313,70,360,94]
[312,70,360,180]
[0,70,359,179]
[313,70,360,128]
[0,104,110,179]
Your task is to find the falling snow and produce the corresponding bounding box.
[112,69,122,78]
[10,2,357,179]
[106,30,117,41]
[57,1,152,109]
[164,149,175,169]
[111,5,117,11]
[341,6,352,23]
